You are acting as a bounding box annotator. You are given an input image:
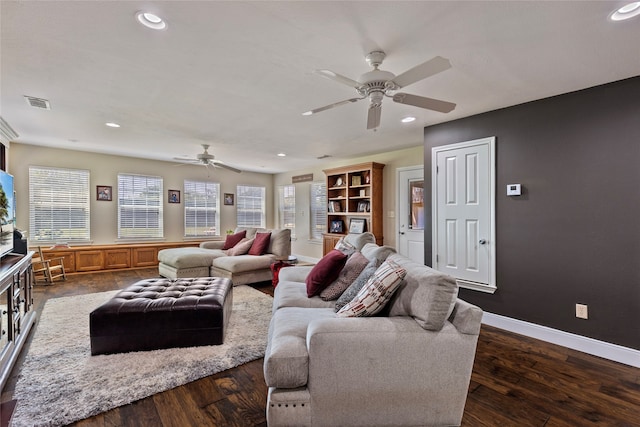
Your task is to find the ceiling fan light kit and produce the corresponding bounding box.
[303,50,456,129]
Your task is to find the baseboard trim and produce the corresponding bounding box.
[482,312,640,368]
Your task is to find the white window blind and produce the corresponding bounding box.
[236,185,265,228]
[29,166,90,243]
[310,182,326,241]
[117,173,163,240]
[278,184,296,238]
[184,180,220,237]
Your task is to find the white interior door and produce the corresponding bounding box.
[397,166,425,264]
[432,137,496,293]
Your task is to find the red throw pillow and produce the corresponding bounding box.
[222,230,247,250]
[305,249,348,297]
[248,232,271,255]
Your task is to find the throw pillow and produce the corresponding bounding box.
[226,238,254,256]
[337,259,407,317]
[319,251,369,301]
[248,232,271,255]
[335,259,379,311]
[305,249,348,297]
[334,237,356,256]
[222,230,247,250]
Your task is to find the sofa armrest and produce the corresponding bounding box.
[200,241,225,250]
[277,265,314,283]
[305,317,480,426]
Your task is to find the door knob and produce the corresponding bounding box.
[479,239,487,245]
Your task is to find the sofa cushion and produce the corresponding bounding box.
[157,247,225,268]
[211,254,275,273]
[225,238,254,256]
[319,251,369,301]
[222,230,247,250]
[360,243,396,264]
[273,282,336,311]
[386,253,459,331]
[342,232,376,251]
[266,228,292,257]
[305,249,348,297]
[335,259,379,311]
[235,227,258,239]
[264,307,336,388]
[337,259,407,317]
[249,232,271,255]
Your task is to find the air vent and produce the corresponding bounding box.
[24,96,51,110]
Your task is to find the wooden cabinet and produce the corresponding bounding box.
[0,252,34,390]
[323,162,385,254]
[38,242,202,274]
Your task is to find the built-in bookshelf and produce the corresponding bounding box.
[323,162,385,255]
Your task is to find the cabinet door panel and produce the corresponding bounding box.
[104,249,131,269]
[75,250,105,272]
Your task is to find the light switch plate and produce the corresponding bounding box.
[507,184,521,196]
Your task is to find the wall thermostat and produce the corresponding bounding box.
[507,184,521,196]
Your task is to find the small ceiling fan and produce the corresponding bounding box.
[174,144,242,173]
[302,50,456,130]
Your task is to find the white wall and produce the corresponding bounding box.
[9,143,274,245]
[273,145,424,260]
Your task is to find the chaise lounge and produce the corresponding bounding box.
[158,227,291,285]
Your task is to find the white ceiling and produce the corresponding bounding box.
[1,1,639,173]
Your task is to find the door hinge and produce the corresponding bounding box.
[436,254,439,263]
[436,166,439,173]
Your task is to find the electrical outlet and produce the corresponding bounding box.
[576,303,588,319]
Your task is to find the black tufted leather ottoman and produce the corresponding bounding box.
[90,277,232,355]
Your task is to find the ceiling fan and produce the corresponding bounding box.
[302,50,456,130]
[173,144,242,173]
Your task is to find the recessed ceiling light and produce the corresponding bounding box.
[105,122,121,128]
[401,116,416,123]
[277,153,286,157]
[302,111,313,116]
[136,11,167,30]
[610,2,640,21]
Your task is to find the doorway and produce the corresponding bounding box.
[397,166,425,264]
[432,137,496,293]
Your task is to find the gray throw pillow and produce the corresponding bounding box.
[335,259,379,311]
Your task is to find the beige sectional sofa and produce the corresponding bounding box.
[264,239,483,426]
[157,228,291,285]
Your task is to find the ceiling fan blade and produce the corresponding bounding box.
[392,56,451,89]
[366,104,382,130]
[211,160,242,174]
[314,69,361,88]
[173,157,199,163]
[392,92,456,113]
[302,97,363,115]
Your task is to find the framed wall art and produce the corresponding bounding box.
[224,193,234,206]
[96,185,112,201]
[168,190,180,203]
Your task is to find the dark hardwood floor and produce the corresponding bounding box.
[1,269,639,426]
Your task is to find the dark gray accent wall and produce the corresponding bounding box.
[423,76,640,350]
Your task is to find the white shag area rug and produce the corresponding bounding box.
[10,285,273,427]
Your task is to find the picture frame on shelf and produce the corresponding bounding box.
[349,218,366,234]
[352,175,361,186]
[168,190,180,204]
[357,200,370,212]
[330,219,344,234]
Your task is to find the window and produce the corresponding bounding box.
[278,184,296,238]
[29,166,90,243]
[184,180,220,237]
[236,185,265,228]
[309,181,326,241]
[117,173,163,240]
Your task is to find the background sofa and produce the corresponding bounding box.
[263,240,483,426]
[158,228,291,285]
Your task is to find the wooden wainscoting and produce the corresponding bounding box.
[36,242,206,275]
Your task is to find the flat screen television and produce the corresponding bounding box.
[0,170,15,258]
